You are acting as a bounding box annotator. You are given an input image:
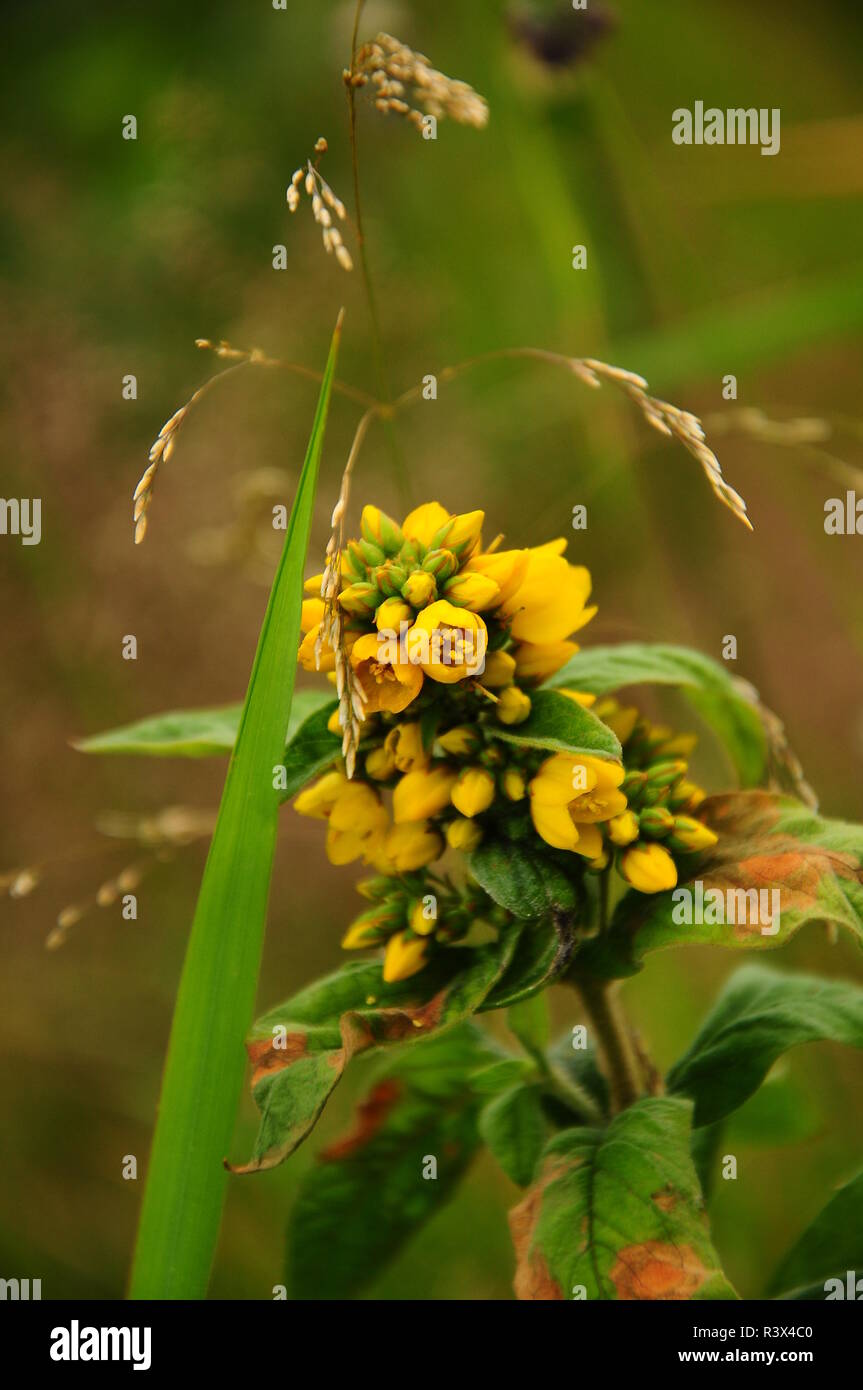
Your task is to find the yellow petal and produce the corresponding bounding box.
[401,501,451,547]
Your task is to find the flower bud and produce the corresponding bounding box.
[365,743,398,781]
[451,766,495,818]
[339,581,380,616]
[375,596,413,631]
[621,770,647,801]
[357,538,386,568]
[482,650,517,688]
[375,562,409,597]
[385,722,429,773]
[607,810,640,846]
[293,769,347,820]
[495,686,532,725]
[383,931,429,982]
[393,765,458,822]
[445,817,483,852]
[421,548,458,582]
[356,876,394,901]
[402,570,437,608]
[377,822,444,872]
[638,806,675,839]
[361,504,404,553]
[667,780,706,813]
[345,541,369,578]
[434,510,484,557]
[437,725,483,757]
[327,708,343,736]
[341,901,403,950]
[667,816,719,852]
[513,641,577,683]
[409,898,438,936]
[443,571,500,612]
[502,768,526,802]
[301,597,325,633]
[620,842,678,894]
[304,572,325,595]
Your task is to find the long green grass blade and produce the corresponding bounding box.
[128,311,342,1299]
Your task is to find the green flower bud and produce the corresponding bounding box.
[357,538,386,568]
[422,547,458,581]
[638,806,674,839]
[375,561,409,597]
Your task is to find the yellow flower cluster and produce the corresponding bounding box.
[299,500,596,711]
[293,503,719,981]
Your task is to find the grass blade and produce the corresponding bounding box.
[128,311,343,1299]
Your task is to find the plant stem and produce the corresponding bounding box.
[568,972,644,1114]
[346,0,409,504]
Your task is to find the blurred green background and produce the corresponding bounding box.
[1,0,862,1299]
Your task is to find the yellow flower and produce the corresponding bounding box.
[502,768,526,802]
[325,782,388,865]
[668,816,718,852]
[350,631,424,714]
[409,899,438,936]
[294,769,347,820]
[301,598,325,633]
[402,571,437,607]
[464,549,529,607]
[393,765,458,822]
[365,743,398,780]
[385,723,429,773]
[443,572,500,612]
[446,817,483,852]
[407,600,488,684]
[361,504,403,552]
[375,822,444,872]
[451,766,495,818]
[437,725,482,757]
[607,810,640,846]
[529,753,626,858]
[383,931,429,982]
[621,842,678,893]
[513,640,577,683]
[444,510,484,557]
[298,624,333,673]
[375,596,413,630]
[401,501,451,547]
[500,541,597,644]
[482,650,517,688]
[495,686,532,725]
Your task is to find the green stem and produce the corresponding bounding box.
[568,973,644,1114]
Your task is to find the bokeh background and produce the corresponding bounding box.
[2,0,862,1299]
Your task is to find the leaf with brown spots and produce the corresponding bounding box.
[509,1097,737,1300]
[580,792,863,979]
[286,1024,502,1298]
[228,922,521,1173]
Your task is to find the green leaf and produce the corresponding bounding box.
[547,643,767,786]
[579,791,863,979]
[507,993,550,1055]
[769,1169,863,1300]
[286,1025,494,1299]
[230,923,522,1174]
[667,963,863,1127]
[509,1097,736,1300]
[128,314,342,1300]
[278,699,340,801]
[75,688,333,759]
[726,1070,821,1148]
[469,1058,536,1095]
[469,840,579,919]
[481,911,578,1007]
[490,688,621,761]
[480,1084,547,1187]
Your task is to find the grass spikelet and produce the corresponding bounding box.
[348,33,489,132]
[287,137,353,271]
